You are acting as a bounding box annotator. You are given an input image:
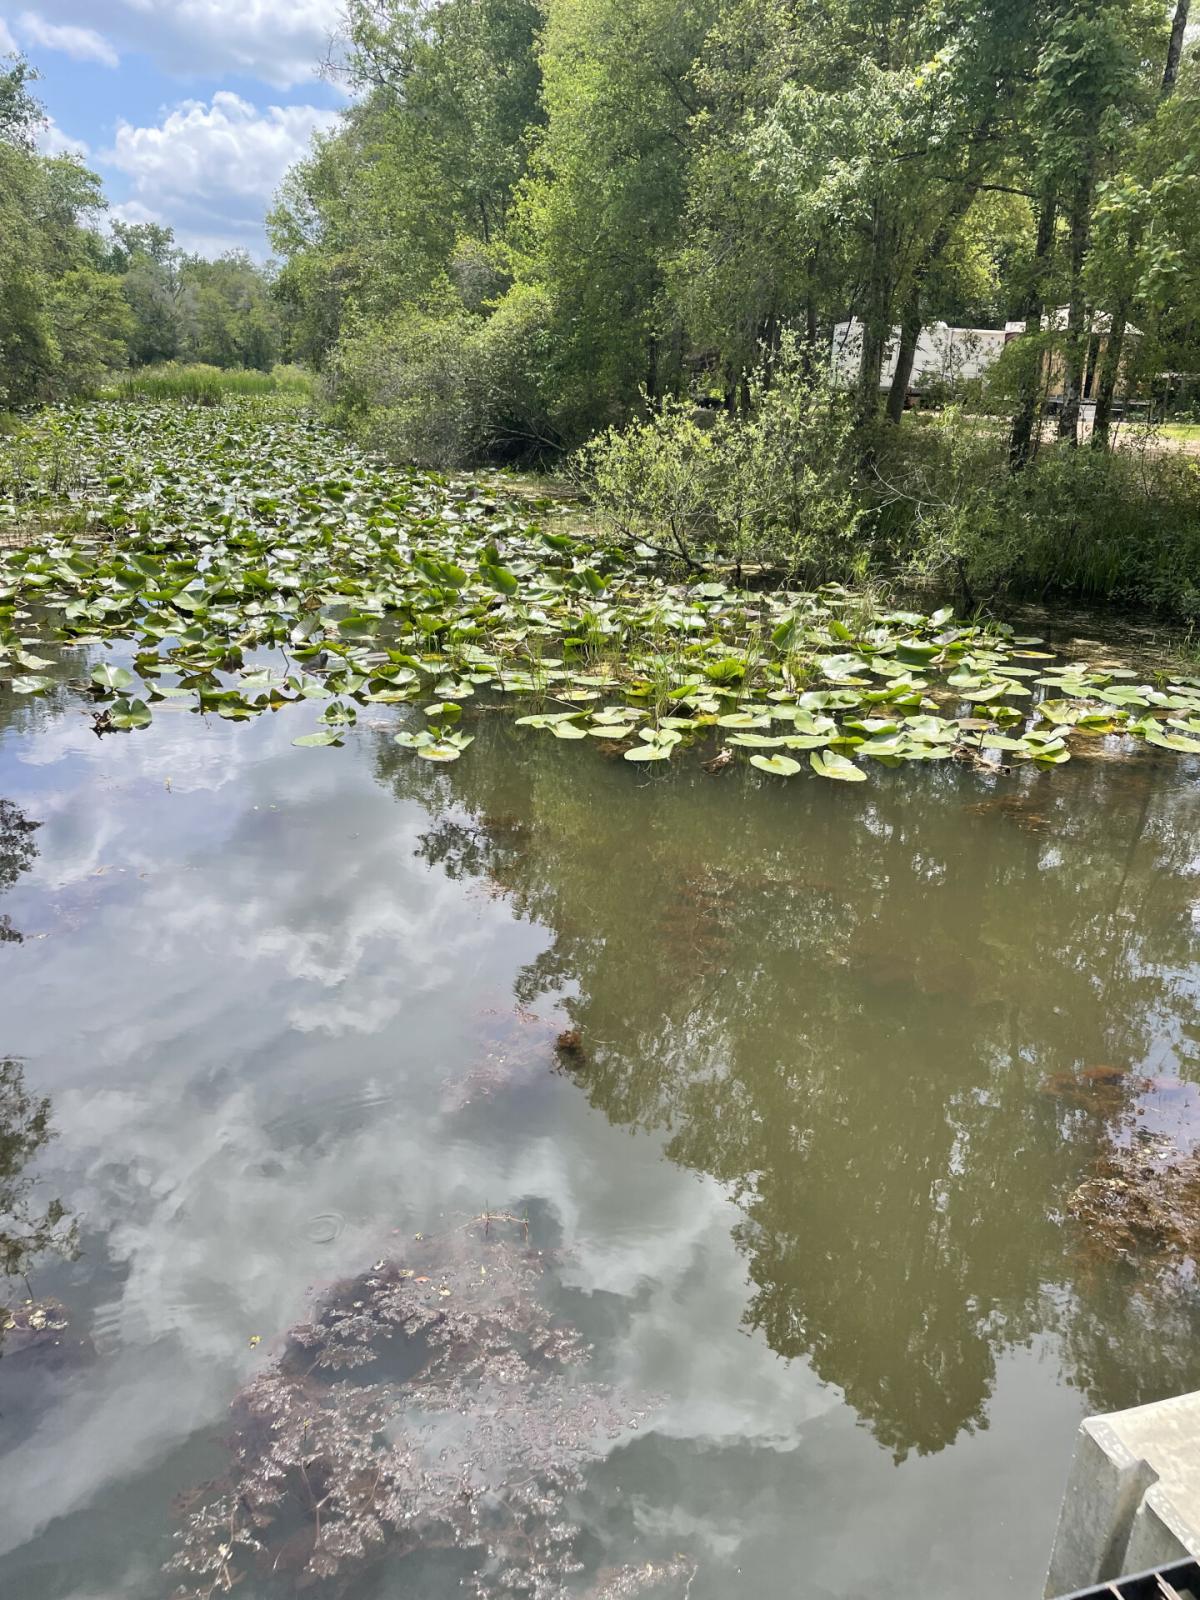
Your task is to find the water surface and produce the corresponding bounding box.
[1,652,1199,1598]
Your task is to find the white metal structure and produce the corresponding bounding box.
[830,317,1009,393]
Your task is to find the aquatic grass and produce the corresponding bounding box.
[1,398,1200,788]
[115,362,314,405]
[167,1218,683,1599]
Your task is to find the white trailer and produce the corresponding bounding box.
[830,317,1008,394]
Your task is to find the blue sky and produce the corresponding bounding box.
[0,2,348,257]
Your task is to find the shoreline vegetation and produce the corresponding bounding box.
[4,0,1200,626]
[2,395,1200,787]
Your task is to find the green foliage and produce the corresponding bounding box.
[0,57,297,405]
[0,59,117,406]
[329,286,558,466]
[117,363,314,405]
[44,270,134,399]
[263,0,1200,492]
[577,339,863,579]
[7,397,1200,797]
[880,410,1200,616]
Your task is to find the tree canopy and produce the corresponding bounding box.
[0,58,290,406]
[267,0,1198,463]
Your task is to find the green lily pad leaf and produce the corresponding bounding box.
[416,736,473,760]
[905,715,957,742]
[717,711,769,728]
[961,683,1014,702]
[809,749,867,782]
[818,653,870,683]
[479,562,519,596]
[859,735,909,758]
[1146,729,1200,754]
[10,675,56,694]
[293,729,343,746]
[1097,685,1151,707]
[91,662,136,691]
[109,697,152,729]
[624,743,670,761]
[799,689,861,710]
[895,639,941,665]
[981,734,1029,752]
[750,753,801,776]
[1038,699,1090,725]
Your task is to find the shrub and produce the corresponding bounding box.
[575,336,863,579]
[328,308,480,465]
[880,410,1200,617]
[327,289,560,467]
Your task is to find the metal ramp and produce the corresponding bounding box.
[1057,1559,1200,1600]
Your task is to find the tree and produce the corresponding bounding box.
[1088,0,1194,448]
[507,0,718,433]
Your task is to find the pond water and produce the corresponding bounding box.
[1,640,1200,1599]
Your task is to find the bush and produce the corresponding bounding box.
[327,289,559,468]
[575,337,863,579]
[879,410,1200,617]
[328,308,480,466]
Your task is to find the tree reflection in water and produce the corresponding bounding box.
[0,797,39,945]
[0,798,76,1341]
[376,720,1200,1460]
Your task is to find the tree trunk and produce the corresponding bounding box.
[1090,301,1128,449]
[1010,184,1058,471]
[855,203,895,430]
[1057,170,1094,446]
[884,186,978,425]
[799,291,818,379]
[1163,0,1191,94]
[885,283,922,424]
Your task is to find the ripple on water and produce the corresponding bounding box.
[304,1211,346,1244]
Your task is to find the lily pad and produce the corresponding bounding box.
[750,753,801,776]
[809,749,867,782]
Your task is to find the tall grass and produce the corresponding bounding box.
[116,363,314,405]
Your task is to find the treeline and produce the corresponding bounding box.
[270,0,1199,467]
[0,60,287,407]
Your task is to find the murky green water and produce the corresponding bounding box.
[2,641,1199,1598]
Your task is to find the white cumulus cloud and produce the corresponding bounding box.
[24,0,342,89]
[37,115,91,158]
[104,91,340,256]
[17,12,119,67]
[0,17,17,53]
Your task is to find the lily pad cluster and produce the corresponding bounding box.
[2,400,1200,780]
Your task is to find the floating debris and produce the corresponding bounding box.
[1069,1137,1200,1269]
